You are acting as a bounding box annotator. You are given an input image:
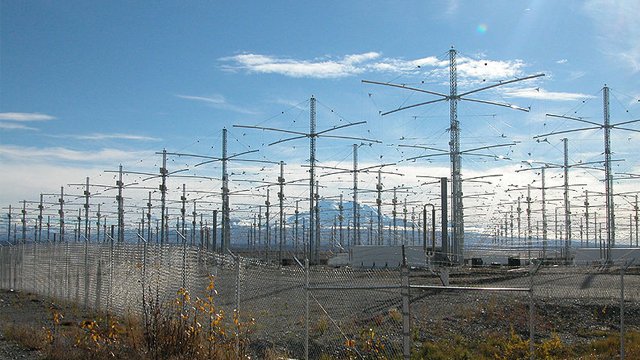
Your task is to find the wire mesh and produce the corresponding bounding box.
[308,266,404,359]
[1,243,638,359]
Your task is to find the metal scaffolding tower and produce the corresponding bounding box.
[235,96,377,263]
[364,48,544,264]
[538,85,640,262]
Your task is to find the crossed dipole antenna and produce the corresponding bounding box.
[103,165,158,243]
[314,144,398,248]
[363,47,544,264]
[534,85,640,263]
[161,128,278,253]
[234,96,380,263]
[521,139,597,260]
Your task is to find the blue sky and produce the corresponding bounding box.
[1,1,639,236]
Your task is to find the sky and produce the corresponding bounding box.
[1,1,639,238]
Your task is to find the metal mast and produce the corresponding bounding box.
[584,191,590,247]
[376,170,383,246]
[526,186,532,261]
[59,186,65,242]
[160,149,168,244]
[448,48,463,264]
[364,48,543,264]
[541,167,548,258]
[635,195,639,247]
[295,200,300,254]
[96,204,101,243]
[338,194,344,248]
[116,165,125,243]
[392,187,398,245]
[309,97,317,262]
[234,96,378,262]
[83,177,90,241]
[21,200,26,243]
[180,184,187,238]
[265,188,271,260]
[538,86,640,262]
[315,180,321,259]
[278,161,285,264]
[603,86,614,262]
[191,200,197,246]
[257,205,262,254]
[7,205,11,243]
[517,196,522,247]
[352,144,359,246]
[222,128,231,252]
[146,192,152,241]
[563,138,571,260]
[38,194,44,242]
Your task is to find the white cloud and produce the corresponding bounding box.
[0,122,39,131]
[176,94,257,114]
[370,56,445,73]
[70,133,161,141]
[0,162,99,205]
[0,145,147,163]
[503,87,596,101]
[567,71,586,81]
[0,112,55,121]
[584,0,640,72]
[343,52,381,64]
[221,53,373,78]
[556,59,568,64]
[445,0,459,15]
[221,52,528,82]
[46,133,160,141]
[0,146,155,205]
[458,58,526,81]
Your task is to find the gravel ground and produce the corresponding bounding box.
[0,289,86,360]
[0,290,44,360]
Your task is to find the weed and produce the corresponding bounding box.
[140,274,254,359]
[313,315,330,336]
[388,307,402,324]
[2,322,47,350]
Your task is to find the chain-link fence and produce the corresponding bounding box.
[1,242,638,359]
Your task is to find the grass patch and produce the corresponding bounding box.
[3,322,48,350]
[411,329,640,360]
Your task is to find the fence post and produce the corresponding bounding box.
[235,253,240,356]
[84,241,89,310]
[48,242,52,298]
[0,247,5,289]
[95,257,102,310]
[305,258,309,360]
[620,266,625,360]
[178,231,187,290]
[401,245,411,360]
[0,247,3,288]
[529,270,534,359]
[15,245,20,291]
[1,247,4,289]
[0,246,2,288]
[619,259,635,360]
[32,242,37,293]
[143,236,147,292]
[19,242,24,291]
[529,261,541,360]
[109,238,114,312]
[65,241,70,300]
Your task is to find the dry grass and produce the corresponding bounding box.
[3,322,48,350]
[1,276,258,360]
